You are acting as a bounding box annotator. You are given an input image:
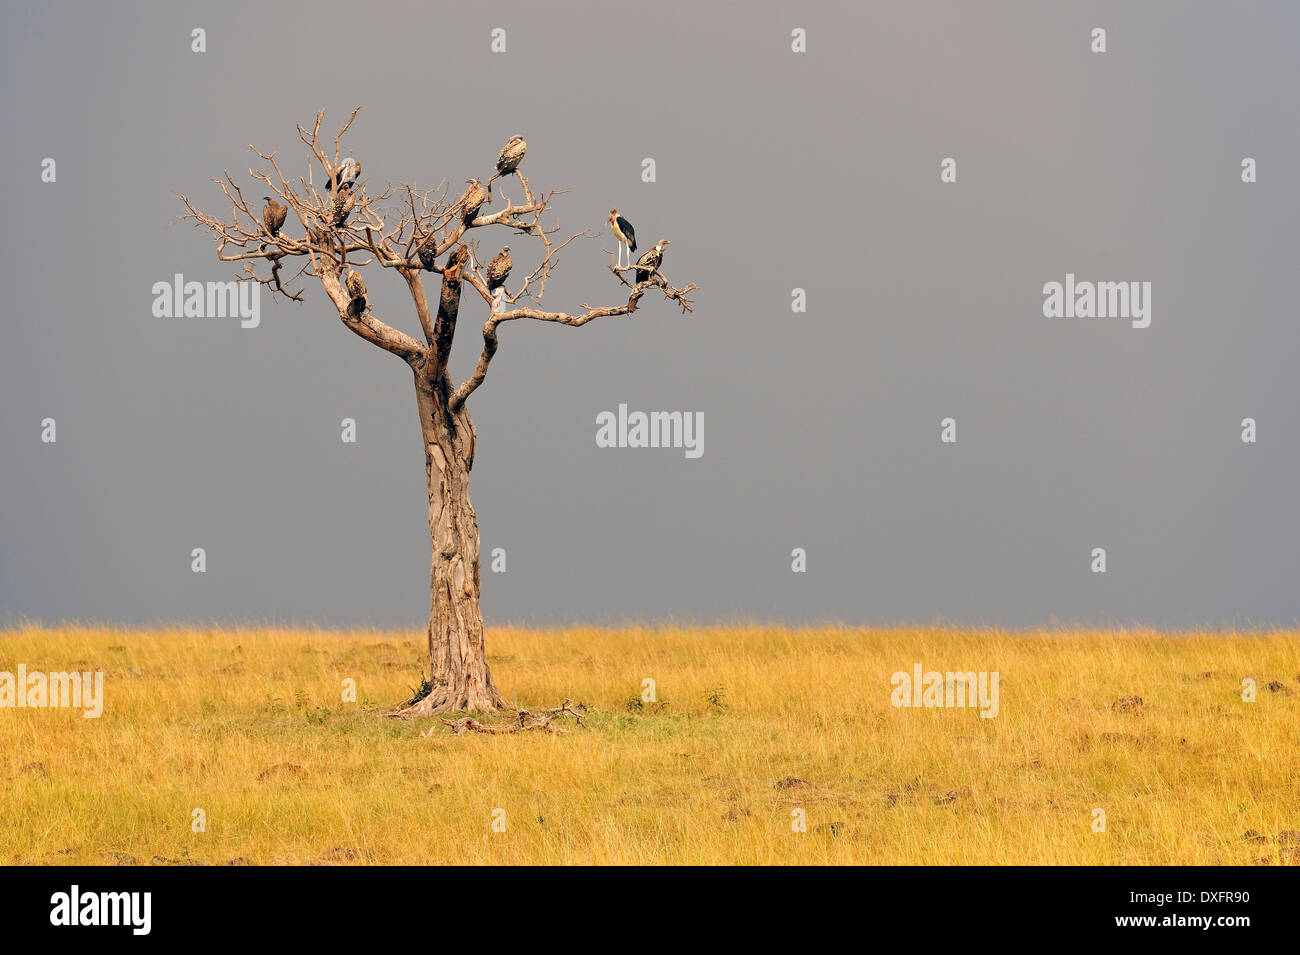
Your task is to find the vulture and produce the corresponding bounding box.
[261,196,288,237]
[486,246,512,291]
[459,178,487,221]
[607,208,636,268]
[489,135,526,184]
[330,184,356,227]
[417,234,439,272]
[345,269,366,314]
[325,158,360,193]
[634,238,670,284]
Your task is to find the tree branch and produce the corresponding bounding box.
[429,700,588,735]
[400,267,438,345]
[319,266,424,362]
[450,271,696,411]
[433,246,467,372]
[181,107,699,391]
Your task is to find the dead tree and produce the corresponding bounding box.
[179,108,695,714]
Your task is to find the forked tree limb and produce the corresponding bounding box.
[318,267,424,362]
[449,271,695,411]
[399,267,438,345]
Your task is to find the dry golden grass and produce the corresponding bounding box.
[1,624,1297,865]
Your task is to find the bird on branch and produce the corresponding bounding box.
[459,178,487,221]
[325,157,360,193]
[486,246,512,291]
[634,238,670,284]
[261,196,288,237]
[345,268,367,315]
[607,208,636,269]
[417,234,439,272]
[329,184,356,227]
[488,135,526,188]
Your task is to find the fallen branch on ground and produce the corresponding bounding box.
[424,699,588,737]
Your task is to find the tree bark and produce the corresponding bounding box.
[402,362,507,714]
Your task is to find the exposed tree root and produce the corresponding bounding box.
[422,700,588,737]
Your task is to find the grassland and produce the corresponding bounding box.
[1,624,1297,865]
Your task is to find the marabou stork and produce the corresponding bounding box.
[607,208,636,269]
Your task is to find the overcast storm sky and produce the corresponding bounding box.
[3,1,1299,630]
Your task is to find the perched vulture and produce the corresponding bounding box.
[261,196,288,237]
[459,178,487,221]
[607,208,636,268]
[490,135,526,183]
[634,238,670,284]
[345,269,366,313]
[486,246,513,291]
[326,158,360,193]
[330,184,356,227]
[417,234,439,272]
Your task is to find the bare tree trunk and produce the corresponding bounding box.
[402,363,507,714]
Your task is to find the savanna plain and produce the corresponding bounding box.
[2,624,1297,865]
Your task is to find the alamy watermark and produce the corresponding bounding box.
[1042,273,1151,329]
[152,273,261,328]
[891,663,999,718]
[50,885,150,935]
[596,403,703,459]
[0,666,104,718]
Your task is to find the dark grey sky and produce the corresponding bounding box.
[3,0,1299,630]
